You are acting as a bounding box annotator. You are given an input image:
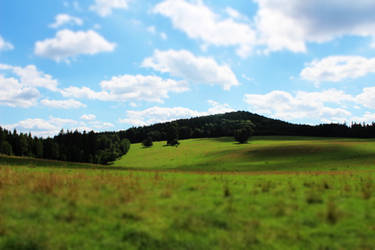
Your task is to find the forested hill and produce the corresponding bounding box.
[116,111,375,143]
[1,111,375,165]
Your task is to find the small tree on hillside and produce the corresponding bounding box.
[234,126,254,144]
[166,123,179,146]
[142,136,153,147]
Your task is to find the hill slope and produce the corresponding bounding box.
[113,136,375,171]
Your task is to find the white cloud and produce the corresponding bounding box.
[254,0,375,53]
[356,86,375,109]
[81,114,96,121]
[3,117,78,137]
[207,100,235,114]
[142,49,239,90]
[0,35,14,51]
[41,99,86,109]
[61,74,188,103]
[154,0,256,57]
[34,29,116,62]
[0,64,59,108]
[301,56,375,83]
[351,112,375,124]
[3,116,114,137]
[49,14,83,28]
[90,0,129,17]
[0,75,40,108]
[0,64,58,91]
[244,89,353,122]
[119,100,234,126]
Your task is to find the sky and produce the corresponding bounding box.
[2,0,375,137]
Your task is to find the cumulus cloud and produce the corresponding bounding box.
[119,100,234,126]
[34,29,116,62]
[3,116,114,137]
[41,99,86,109]
[61,74,188,103]
[254,0,375,53]
[90,0,129,17]
[0,64,58,91]
[301,56,375,83]
[154,0,256,57]
[356,86,375,109]
[244,89,354,122]
[0,75,40,108]
[0,35,14,51]
[49,14,83,28]
[242,86,375,123]
[142,49,239,90]
[0,64,59,108]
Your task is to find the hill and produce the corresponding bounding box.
[113,136,375,171]
[117,111,375,144]
[2,111,375,166]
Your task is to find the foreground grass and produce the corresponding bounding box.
[113,136,375,172]
[0,166,374,249]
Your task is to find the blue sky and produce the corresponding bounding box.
[2,0,375,137]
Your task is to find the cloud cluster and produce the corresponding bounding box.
[0,64,87,109]
[61,74,188,103]
[254,0,375,52]
[3,116,114,138]
[90,0,129,17]
[154,0,256,57]
[34,29,116,62]
[244,89,353,123]
[49,14,83,28]
[142,49,239,90]
[244,86,375,123]
[0,64,60,107]
[154,0,375,54]
[301,56,375,83]
[119,100,234,126]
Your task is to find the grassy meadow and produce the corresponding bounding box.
[113,136,375,172]
[0,136,374,249]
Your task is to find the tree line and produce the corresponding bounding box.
[0,127,130,164]
[117,111,375,144]
[2,111,375,164]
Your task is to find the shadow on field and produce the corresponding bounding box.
[185,142,375,171]
[0,155,134,172]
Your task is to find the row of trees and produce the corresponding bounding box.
[0,127,130,164]
[119,111,375,144]
[140,119,255,147]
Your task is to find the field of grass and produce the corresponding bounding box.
[0,137,374,249]
[113,136,375,172]
[0,165,374,250]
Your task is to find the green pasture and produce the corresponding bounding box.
[0,166,374,250]
[113,136,375,171]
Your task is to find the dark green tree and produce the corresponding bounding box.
[166,123,179,146]
[234,126,254,144]
[0,141,13,155]
[142,136,153,147]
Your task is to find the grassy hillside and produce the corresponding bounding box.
[113,136,375,171]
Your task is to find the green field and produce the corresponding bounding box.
[113,136,375,172]
[0,136,374,249]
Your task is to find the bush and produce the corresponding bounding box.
[167,138,180,146]
[142,137,153,147]
[234,128,252,144]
